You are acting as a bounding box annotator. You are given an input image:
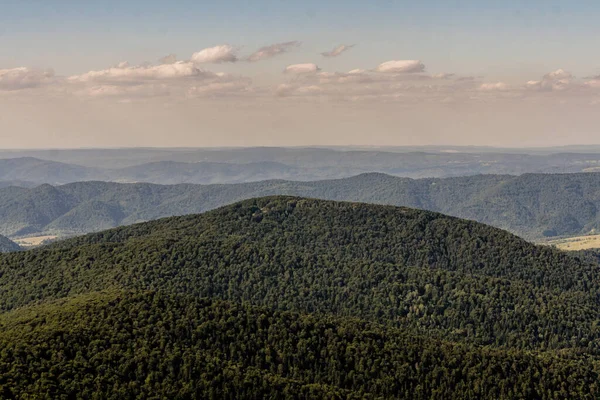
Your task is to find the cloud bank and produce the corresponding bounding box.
[3,42,600,107]
[0,67,55,91]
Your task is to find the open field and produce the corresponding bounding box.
[14,235,58,247]
[546,234,600,251]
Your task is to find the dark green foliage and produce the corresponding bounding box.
[2,196,600,398]
[1,291,598,400]
[1,197,599,353]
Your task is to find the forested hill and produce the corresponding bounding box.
[0,235,20,253]
[4,172,600,239]
[2,196,600,398]
[0,196,598,349]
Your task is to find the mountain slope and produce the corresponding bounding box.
[1,197,599,352]
[4,172,600,239]
[0,235,20,252]
[0,290,597,399]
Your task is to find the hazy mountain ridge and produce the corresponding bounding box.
[4,147,600,185]
[3,172,600,239]
[0,235,20,252]
[5,146,600,168]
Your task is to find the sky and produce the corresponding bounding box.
[2,0,600,148]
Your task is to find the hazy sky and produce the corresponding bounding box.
[2,0,600,148]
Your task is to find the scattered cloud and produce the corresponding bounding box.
[6,48,600,105]
[247,41,300,62]
[526,69,577,92]
[375,60,425,73]
[114,61,130,69]
[0,67,55,91]
[321,44,355,58]
[284,63,320,74]
[191,45,238,64]
[544,69,573,81]
[348,69,367,75]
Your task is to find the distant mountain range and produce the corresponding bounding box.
[5,145,600,168]
[3,172,600,240]
[0,235,20,252]
[4,146,600,185]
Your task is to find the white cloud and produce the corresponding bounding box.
[375,60,425,73]
[348,69,367,75]
[526,69,577,92]
[68,62,214,84]
[321,44,355,58]
[544,69,573,81]
[67,58,253,99]
[114,61,130,69]
[284,63,320,74]
[0,67,55,91]
[247,41,300,62]
[191,45,238,64]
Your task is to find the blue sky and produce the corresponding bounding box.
[2,0,600,77]
[1,1,600,148]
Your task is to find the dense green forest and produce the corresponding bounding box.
[1,290,598,399]
[2,196,600,398]
[4,172,600,239]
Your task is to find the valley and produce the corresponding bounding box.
[12,234,58,248]
[546,233,600,250]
